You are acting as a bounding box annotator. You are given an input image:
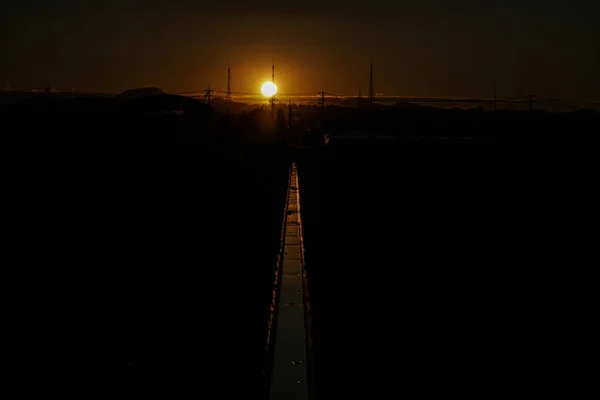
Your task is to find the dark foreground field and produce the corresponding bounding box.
[123,150,290,397]
[7,147,290,398]
[296,143,541,398]
[7,91,589,397]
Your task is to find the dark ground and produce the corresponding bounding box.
[123,150,290,398]
[115,151,290,399]
[4,92,591,397]
[6,147,290,398]
[295,143,535,398]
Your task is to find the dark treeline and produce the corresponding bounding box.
[1,92,288,146]
[3,91,598,146]
[299,103,598,141]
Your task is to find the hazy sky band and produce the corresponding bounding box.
[2,0,598,100]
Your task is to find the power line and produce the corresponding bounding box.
[529,94,535,112]
[368,62,374,105]
[181,87,587,110]
[271,58,276,115]
[226,68,232,103]
[318,89,326,121]
[203,85,212,105]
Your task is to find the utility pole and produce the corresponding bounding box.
[288,101,292,128]
[204,85,211,106]
[271,58,275,115]
[493,78,497,111]
[226,68,232,103]
[528,94,534,112]
[368,61,374,105]
[318,89,325,122]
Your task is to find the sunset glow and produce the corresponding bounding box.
[261,81,277,97]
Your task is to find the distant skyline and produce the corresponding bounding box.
[2,0,599,101]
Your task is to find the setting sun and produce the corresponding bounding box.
[261,81,277,97]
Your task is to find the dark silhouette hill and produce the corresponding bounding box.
[118,94,208,115]
[1,91,215,143]
[116,87,165,99]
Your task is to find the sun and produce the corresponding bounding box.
[261,81,278,97]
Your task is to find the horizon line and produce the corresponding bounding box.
[2,89,599,104]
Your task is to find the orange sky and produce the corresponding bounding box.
[3,1,599,101]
